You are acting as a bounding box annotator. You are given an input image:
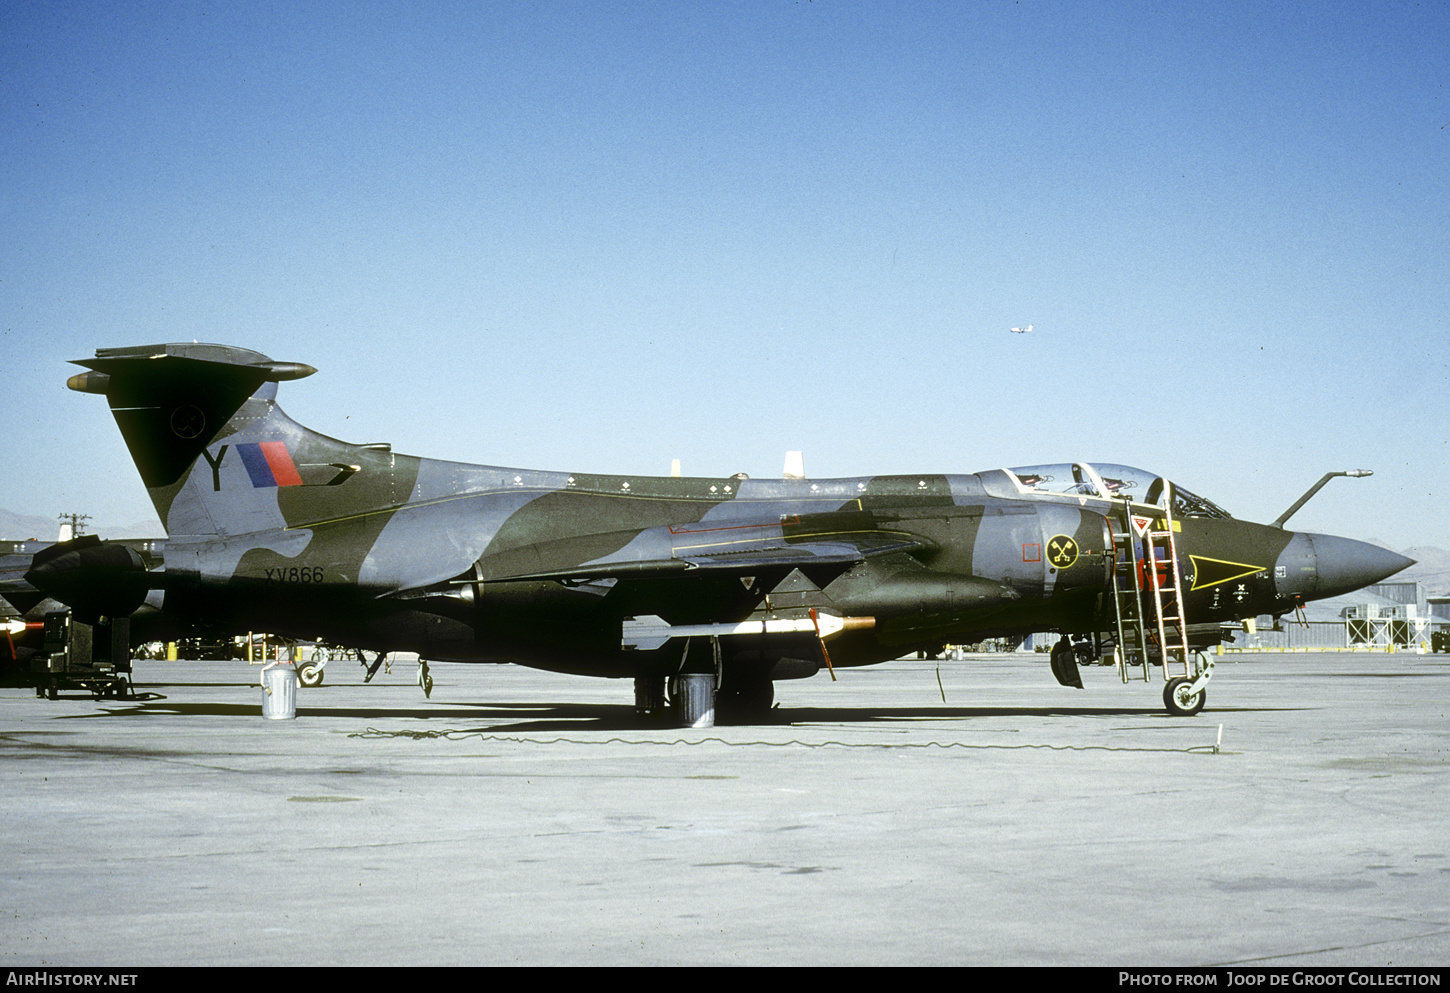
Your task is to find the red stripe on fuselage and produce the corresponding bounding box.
[259,441,303,486]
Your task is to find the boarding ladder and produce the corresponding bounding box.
[1110,494,1192,684]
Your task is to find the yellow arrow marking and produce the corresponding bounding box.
[1189,555,1266,591]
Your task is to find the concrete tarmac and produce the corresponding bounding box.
[1,651,1447,967]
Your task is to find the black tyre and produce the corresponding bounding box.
[1163,676,1205,717]
[716,677,775,723]
[298,663,324,688]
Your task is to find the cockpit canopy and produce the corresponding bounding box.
[1003,463,1233,519]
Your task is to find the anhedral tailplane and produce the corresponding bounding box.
[65,343,389,540]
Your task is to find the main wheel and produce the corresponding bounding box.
[716,676,775,723]
[298,663,324,688]
[1163,676,1206,717]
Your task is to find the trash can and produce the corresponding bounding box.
[671,673,715,729]
[261,662,298,720]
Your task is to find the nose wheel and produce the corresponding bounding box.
[1163,676,1206,716]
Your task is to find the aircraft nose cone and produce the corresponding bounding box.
[1280,533,1415,601]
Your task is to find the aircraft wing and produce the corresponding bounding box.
[0,549,46,615]
[473,520,933,587]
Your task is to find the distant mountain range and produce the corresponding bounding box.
[1386,545,1450,593]
[2,507,1446,593]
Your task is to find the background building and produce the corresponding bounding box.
[1223,580,1440,651]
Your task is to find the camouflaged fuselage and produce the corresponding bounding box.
[19,343,1409,683]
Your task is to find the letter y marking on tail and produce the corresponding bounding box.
[200,445,228,491]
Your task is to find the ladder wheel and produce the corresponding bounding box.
[1163,677,1205,717]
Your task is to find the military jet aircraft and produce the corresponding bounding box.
[11,342,1412,722]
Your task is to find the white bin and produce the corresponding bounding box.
[261,663,298,720]
[671,673,715,729]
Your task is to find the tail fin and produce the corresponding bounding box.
[68,343,387,540]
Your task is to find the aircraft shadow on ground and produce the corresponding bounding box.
[46,695,1293,727]
[346,700,1287,731]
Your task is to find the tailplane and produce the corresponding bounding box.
[68,343,388,540]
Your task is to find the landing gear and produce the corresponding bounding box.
[633,635,794,727]
[298,662,324,688]
[634,676,669,719]
[666,636,722,728]
[717,673,775,722]
[638,671,776,727]
[1049,635,1083,689]
[1163,676,1206,717]
[357,651,388,683]
[634,637,783,728]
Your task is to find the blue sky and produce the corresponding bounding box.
[3,1,1447,549]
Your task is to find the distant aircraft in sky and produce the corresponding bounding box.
[1011,324,1033,334]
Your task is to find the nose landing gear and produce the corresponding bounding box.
[1163,672,1208,717]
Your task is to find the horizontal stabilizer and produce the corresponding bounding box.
[68,343,317,490]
